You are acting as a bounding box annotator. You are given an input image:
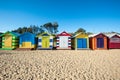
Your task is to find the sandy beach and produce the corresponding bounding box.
[0,50,120,80]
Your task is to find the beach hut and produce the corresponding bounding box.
[71,33,89,49]
[56,31,71,49]
[0,32,20,50]
[89,33,108,50]
[19,32,36,49]
[106,33,120,49]
[37,32,54,49]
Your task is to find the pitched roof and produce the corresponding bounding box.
[89,33,107,37]
[36,32,53,37]
[103,33,120,38]
[57,31,71,36]
[73,32,88,37]
[20,32,36,37]
[0,31,20,37]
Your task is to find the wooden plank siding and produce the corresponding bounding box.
[72,33,89,50]
[89,33,108,50]
[37,33,54,50]
[0,32,20,50]
[56,31,71,49]
[19,32,36,49]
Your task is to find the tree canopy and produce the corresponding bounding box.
[12,22,59,35]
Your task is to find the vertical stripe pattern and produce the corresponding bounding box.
[56,37,59,47]
[68,37,71,47]
[49,36,53,48]
[38,37,42,47]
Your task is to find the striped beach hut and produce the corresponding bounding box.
[89,33,108,50]
[56,31,71,49]
[19,32,36,49]
[37,32,54,49]
[72,33,89,49]
[0,32,20,50]
[106,33,120,49]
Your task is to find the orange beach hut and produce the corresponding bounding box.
[89,33,108,50]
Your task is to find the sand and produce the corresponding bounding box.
[0,50,120,80]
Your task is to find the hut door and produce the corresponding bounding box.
[77,39,82,48]
[97,38,104,48]
[42,37,49,48]
[82,39,87,48]
[4,35,12,47]
[59,36,68,48]
[77,38,87,48]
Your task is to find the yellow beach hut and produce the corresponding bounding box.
[72,33,89,50]
[37,32,54,49]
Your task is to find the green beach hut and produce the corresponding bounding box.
[0,32,20,50]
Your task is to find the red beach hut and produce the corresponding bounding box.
[107,34,120,49]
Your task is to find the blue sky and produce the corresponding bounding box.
[0,0,120,33]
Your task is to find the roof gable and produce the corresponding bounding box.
[20,32,36,38]
[0,31,20,37]
[37,32,53,37]
[94,33,107,38]
[73,32,88,38]
[89,33,108,38]
[57,31,71,37]
[111,35,120,38]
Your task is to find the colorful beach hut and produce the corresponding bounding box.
[19,32,36,49]
[56,31,71,49]
[0,32,20,50]
[106,33,120,49]
[89,33,108,50]
[37,32,54,49]
[72,33,89,49]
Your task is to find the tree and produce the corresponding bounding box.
[43,22,59,34]
[11,22,59,35]
[22,27,27,33]
[53,22,59,34]
[39,26,45,34]
[75,28,86,34]
[86,32,93,35]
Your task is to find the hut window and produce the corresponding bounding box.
[110,38,120,43]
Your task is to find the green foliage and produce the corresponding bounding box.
[86,32,93,35]
[75,28,86,34]
[42,22,58,34]
[11,22,59,35]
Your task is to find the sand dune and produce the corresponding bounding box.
[0,50,120,80]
